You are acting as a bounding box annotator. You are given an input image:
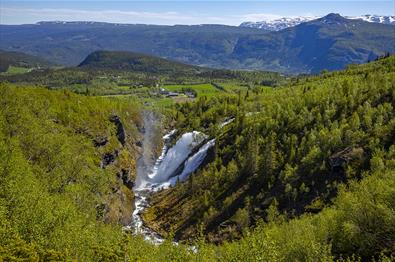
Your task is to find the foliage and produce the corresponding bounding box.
[0,50,54,72]
[0,56,394,261]
[145,55,395,257]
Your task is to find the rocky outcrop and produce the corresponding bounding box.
[102,185,134,226]
[92,114,142,226]
[100,150,119,168]
[329,147,364,171]
[119,169,135,190]
[110,114,126,146]
[94,135,108,147]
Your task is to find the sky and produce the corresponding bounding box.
[1,1,394,25]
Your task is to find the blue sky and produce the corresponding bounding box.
[1,1,394,25]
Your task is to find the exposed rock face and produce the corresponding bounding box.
[93,114,141,226]
[94,135,108,147]
[329,147,364,171]
[101,151,118,168]
[103,186,134,226]
[110,114,126,146]
[119,169,135,190]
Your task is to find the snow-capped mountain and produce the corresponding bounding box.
[348,15,395,25]
[240,16,317,31]
[240,14,395,31]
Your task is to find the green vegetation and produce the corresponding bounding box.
[0,50,286,100]
[0,50,54,73]
[0,55,394,261]
[0,85,143,259]
[0,66,31,75]
[165,83,220,98]
[144,55,395,259]
[79,50,205,74]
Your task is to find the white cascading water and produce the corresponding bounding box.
[163,139,215,189]
[128,115,233,244]
[147,131,207,187]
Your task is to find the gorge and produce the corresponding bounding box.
[127,111,221,244]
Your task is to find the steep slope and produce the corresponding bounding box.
[143,55,395,251]
[233,13,395,73]
[0,58,394,261]
[0,50,54,72]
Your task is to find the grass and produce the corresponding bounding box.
[1,66,31,75]
[217,82,247,93]
[164,83,222,98]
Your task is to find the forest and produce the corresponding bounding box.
[0,55,394,261]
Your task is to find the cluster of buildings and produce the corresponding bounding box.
[159,88,196,98]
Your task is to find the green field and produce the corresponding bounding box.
[218,82,274,93]
[0,66,31,75]
[164,83,222,98]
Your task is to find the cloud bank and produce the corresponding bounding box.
[0,7,289,25]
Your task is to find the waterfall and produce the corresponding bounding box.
[162,139,215,189]
[129,115,233,244]
[147,131,207,187]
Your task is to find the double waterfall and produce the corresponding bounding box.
[126,112,221,244]
[126,111,234,244]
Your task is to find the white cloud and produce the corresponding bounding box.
[1,8,198,24]
[238,13,283,22]
[0,7,288,25]
[0,8,249,25]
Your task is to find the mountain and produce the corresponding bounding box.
[0,23,266,67]
[0,50,54,72]
[0,14,394,73]
[240,16,317,31]
[232,13,395,73]
[240,14,395,31]
[349,14,395,25]
[78,50,204,74]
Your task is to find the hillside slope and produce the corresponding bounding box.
[0,50,54,72]
[143,55,395,259]
[78,50,205,74]
[1,14,394,73]
[0,85,143,258]
[232,13,395,73]
[0,58,394,261]
[0,23,265,67]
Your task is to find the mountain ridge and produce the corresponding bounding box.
[1,13,394,74]
[240,14,395,31]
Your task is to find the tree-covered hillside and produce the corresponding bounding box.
[0,86,144,259]
[0,50,286,96]
[78,50,205,74]
[0,50,54,73]
[0,56,394,261]
[143,55,395,259]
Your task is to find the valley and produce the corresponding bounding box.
[0,48,393,260]
[1,14,395,73]
[0,6,394,261]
